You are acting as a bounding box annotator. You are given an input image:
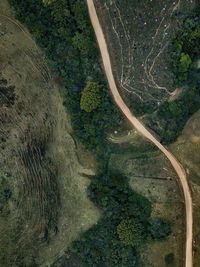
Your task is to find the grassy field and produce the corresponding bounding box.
[0,1,100,266]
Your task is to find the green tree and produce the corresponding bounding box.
[191,24,200,39]
[80,82,102,112]
[179,53,192,72]
[42,0,55,6]
[72,32,93,56]
[149,217,172,241]
[117,218,144,247]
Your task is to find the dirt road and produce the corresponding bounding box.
[86,0,193,266]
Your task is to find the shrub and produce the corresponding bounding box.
[80,82,102,112]
[117,218,144,247]
[165,252,175,265]
[149,217,172,241]
[179,53,192,73]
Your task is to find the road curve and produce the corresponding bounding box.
[86,1,193,266]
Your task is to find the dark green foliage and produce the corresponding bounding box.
[68,173,152,266]
[80,82,102,112]
[156,7,200,143]
[117,218,144,247]
[67,173,172,266]
[88,174,152,220]
[130,101,155,116]
[149,217,172,241]
[157,84,200,143]
[165,253,175,265]
[3,189,12,200]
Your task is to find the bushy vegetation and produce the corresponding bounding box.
[68,173,171,266]
[148,217,172,241]
[117,218,144,247]
[130,100,155,117]
[157,7,200,143]
[80,82,102,112]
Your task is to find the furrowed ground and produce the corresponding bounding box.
[0,1,100,266]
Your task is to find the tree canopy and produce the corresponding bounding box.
[117,218,144,247]
[149,217,172,241]
[80,82,102,112]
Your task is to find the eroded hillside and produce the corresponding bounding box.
[0,1,100,266]
[94,0,195,108]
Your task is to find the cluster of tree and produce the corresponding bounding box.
[156,7,200,143]
[2,189,12,200]
[80,82,102,112]
[117,218,145,247]
[68,173,172,266]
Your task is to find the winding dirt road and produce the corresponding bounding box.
[86,0,193,266]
